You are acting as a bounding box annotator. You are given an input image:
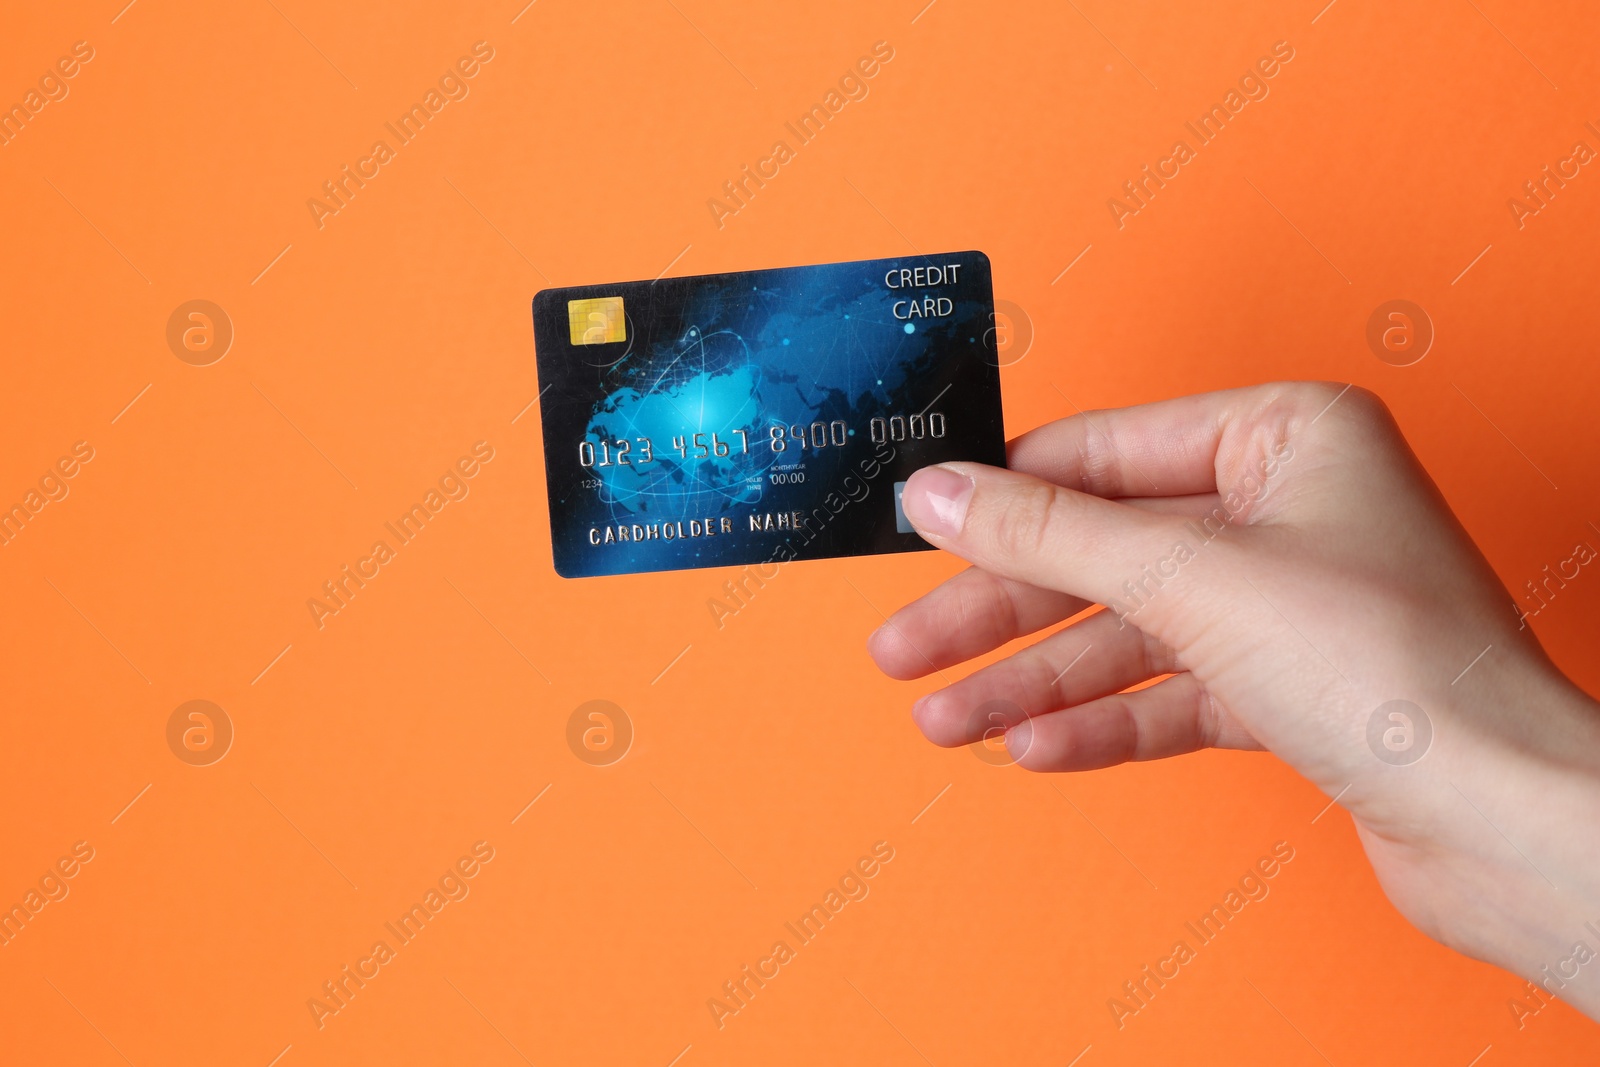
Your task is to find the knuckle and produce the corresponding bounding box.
[1138,629,1178,676]
[1292,380,1349,407]
[1030,646,1073,707]
[986,480,1062,562]
[1340,383,1386,413]
[1073,424,1126,496]
[1331,383,1390,425]
[1235,382,1402,480]
[960,572,1020,649]
[1291,381,1389,427]
[1196,687,1224,750]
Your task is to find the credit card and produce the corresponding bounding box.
[531,251,1006,578]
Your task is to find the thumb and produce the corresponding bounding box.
[899,462,1196,613]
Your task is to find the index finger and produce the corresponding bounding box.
[1007,384,1304,499]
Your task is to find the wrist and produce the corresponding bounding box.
[1421,656,1600,1015]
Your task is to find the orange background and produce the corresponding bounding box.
[3,0,1599,1063]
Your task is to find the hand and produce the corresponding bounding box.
[869,382,1600,1018]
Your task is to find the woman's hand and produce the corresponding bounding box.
[869,382,1600,1018]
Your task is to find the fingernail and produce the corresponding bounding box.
[902,466,973,537]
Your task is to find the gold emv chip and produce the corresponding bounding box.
[568,297,627,345]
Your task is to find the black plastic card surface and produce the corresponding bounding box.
[532,251,1007,578]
